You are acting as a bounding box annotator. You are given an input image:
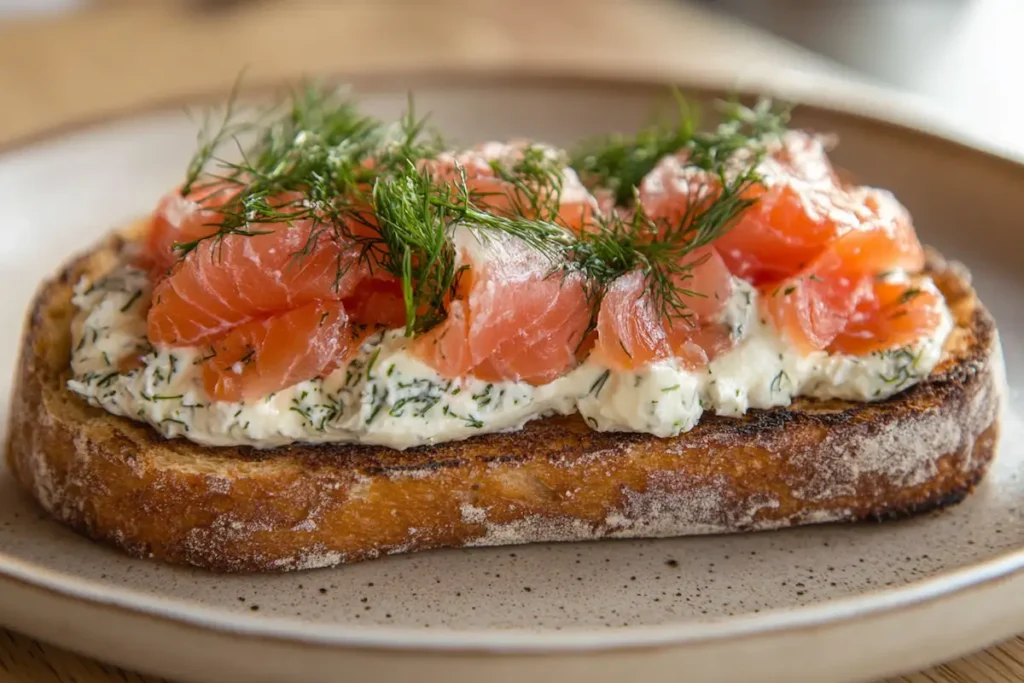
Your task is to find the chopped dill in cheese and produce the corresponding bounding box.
[66,83,952,450]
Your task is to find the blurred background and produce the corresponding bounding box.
[0,0,1022,158]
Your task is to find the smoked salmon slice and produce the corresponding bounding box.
[412,228,591,384]
[762,261,874,355]
[342,276,408,331]
[640,131,907,288]
[201,299,355,402]
[828,278,945,356]
[146,181,238,274]
[592,270,669,371]
[827,188,924,275]
[591,246,734,371]
[137,104,939,406]
[147,206,367,347]
[422,141,600,233]
[717,142,923,287]
[639,132,838,286]
[639,130,929,357]
[763,220,927,354]
[712,131,848,286]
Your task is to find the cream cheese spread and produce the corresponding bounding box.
[67,264,953,450]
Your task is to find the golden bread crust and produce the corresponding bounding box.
[5,229,1003,571]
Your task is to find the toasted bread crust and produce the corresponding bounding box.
[6,229,1003,571]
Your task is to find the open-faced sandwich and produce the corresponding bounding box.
[7,86,1002,571]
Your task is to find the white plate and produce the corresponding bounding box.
[1,75,1023,683]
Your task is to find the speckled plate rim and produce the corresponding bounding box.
[1,536,1023,652]
[1,65,1022,654]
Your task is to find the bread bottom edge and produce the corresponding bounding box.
[11,418,999,573]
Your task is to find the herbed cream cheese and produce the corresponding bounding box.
[68,267,594,449]
[67,265,952,450]
[574,277,953,435]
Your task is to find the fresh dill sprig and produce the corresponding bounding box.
[637,164,761,322]
[460,207,573,261]
[569,91,790,204]
[689,98,791,170]
[568,164,759,324]
[372,166,459,335]
[566,97,787,323]
[485,143,567,222]
[371,163,575,335]
[172,80,579,335]
[173,81,442,264]
[181,71,251,197]
[170,80,791,341]
[570,89,695,205]
[376,93,445,171]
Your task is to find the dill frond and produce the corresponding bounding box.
[566,96,788,323]
[569,90,790,204]
[371,166,458,335]
[170,79,792,339]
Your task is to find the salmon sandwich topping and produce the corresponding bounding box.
[67,86,951,450]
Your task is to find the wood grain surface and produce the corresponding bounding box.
[0,2,1021,682]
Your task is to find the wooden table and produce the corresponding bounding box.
[0,2,1021,681]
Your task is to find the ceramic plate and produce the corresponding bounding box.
[1,74,1023,683]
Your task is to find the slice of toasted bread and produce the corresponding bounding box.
[5,225,1003,572]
